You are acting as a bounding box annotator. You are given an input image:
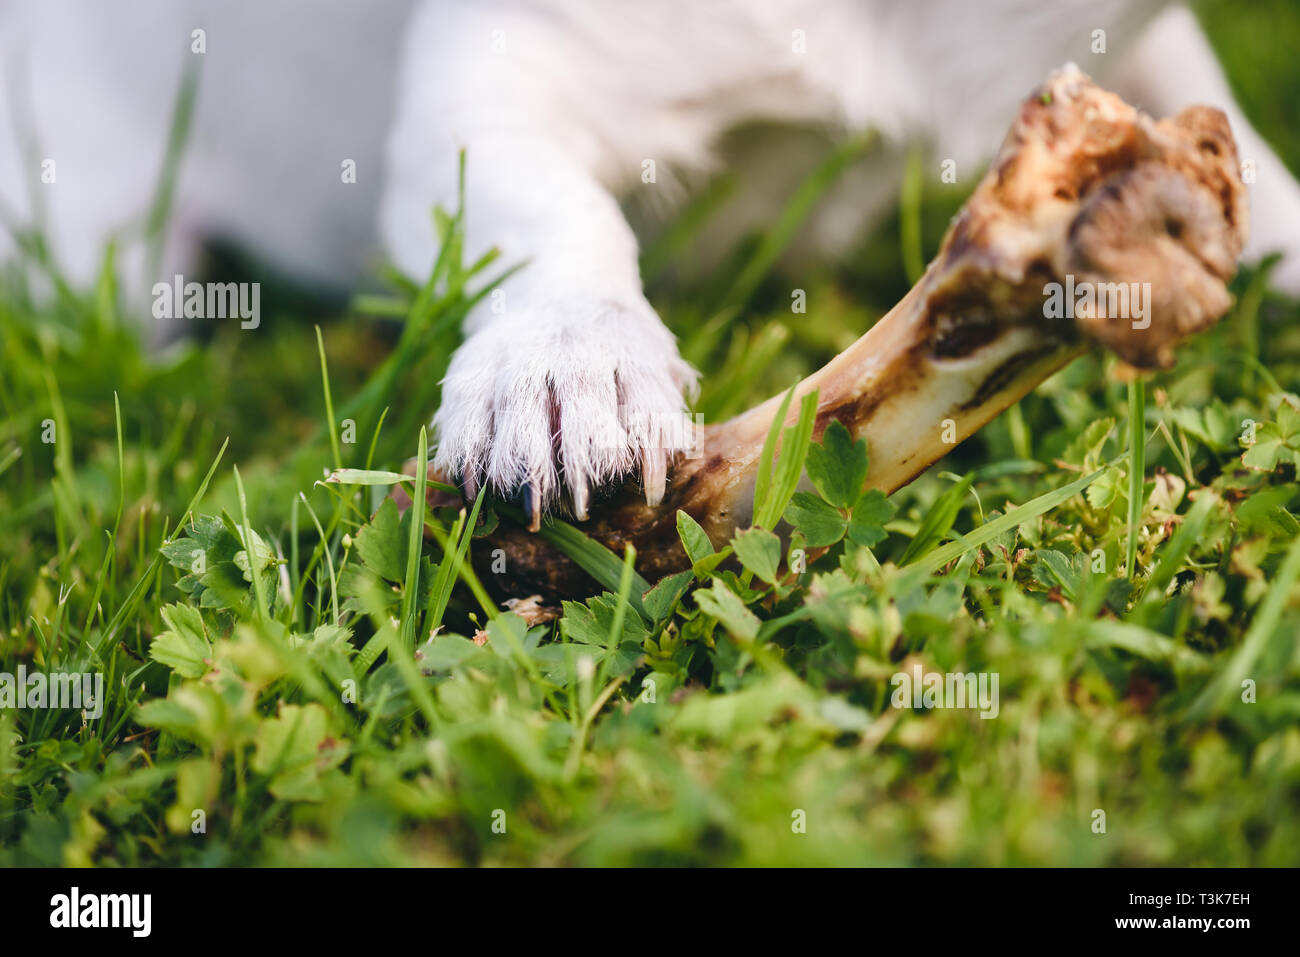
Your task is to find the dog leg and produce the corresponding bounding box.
[382,6,699,529]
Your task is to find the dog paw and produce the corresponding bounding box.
[432,299,697,528]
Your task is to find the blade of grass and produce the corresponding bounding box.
[1125,377,1146,577]
[296,492,340,626]
[754,390,819,529]
[365,406,389,470]
[909,466,1108,575]
[599,545,637,685]
[423,517,499,623]
[764,390,818,528]
[82,392,127,635]
[1005,402,1032,461]
[289,494,301,629]
[316,325,343,471]
[399,427,430,649]
[900,472,974,566]
[426,488,486,632]
[752,385,795,529]
[233,465,269,621]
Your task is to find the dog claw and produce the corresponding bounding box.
[462,470,480,506]
[642,448,667,507]
[570,479,590,522]
[521,482,542,532]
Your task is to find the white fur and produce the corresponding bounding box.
[4,1,1300,514]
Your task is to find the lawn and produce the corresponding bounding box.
[1,0,1299,866]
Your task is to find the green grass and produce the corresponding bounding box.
[3,6,1300,865]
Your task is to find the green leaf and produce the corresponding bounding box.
[353,497,406,582]
[135,698,207,744]
[847,488,895,547]
[198,561,252,610]
[1241,422,1300,471]
[160,515,248,609]
[414,632,485,673]
[805,420,868,508]
[233,526,276,583]
[160,515,229,570]
[691,547,733,579]
[1124,377,1146,578]
[561,592,650,650]
[1060,417,1115,470]
[677,510,715,565]
[818,696,875,733]
[166,760,218,833]
[136,684,229,746]
[1167,401,1237,452]
[559,592,649,677]
[148,603,212,678]
[643,570,694,622]
[251,703,348,802]
[694,580,760,642]
[1235,484,1300,536]
[1241,397,1300,471]
[1085,465,1124,511]
[1279,397,1300,434]
[784,492,847,548]
[324,468,457,491]
[1033,549,1078,600]
[731,527,782,584]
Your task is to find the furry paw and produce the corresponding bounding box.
[432,298,697,528]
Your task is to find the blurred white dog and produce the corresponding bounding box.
[2,1,1298,520]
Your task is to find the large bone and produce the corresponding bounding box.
[420,68,1247,598]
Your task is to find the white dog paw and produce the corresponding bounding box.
[432,299,697,528]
